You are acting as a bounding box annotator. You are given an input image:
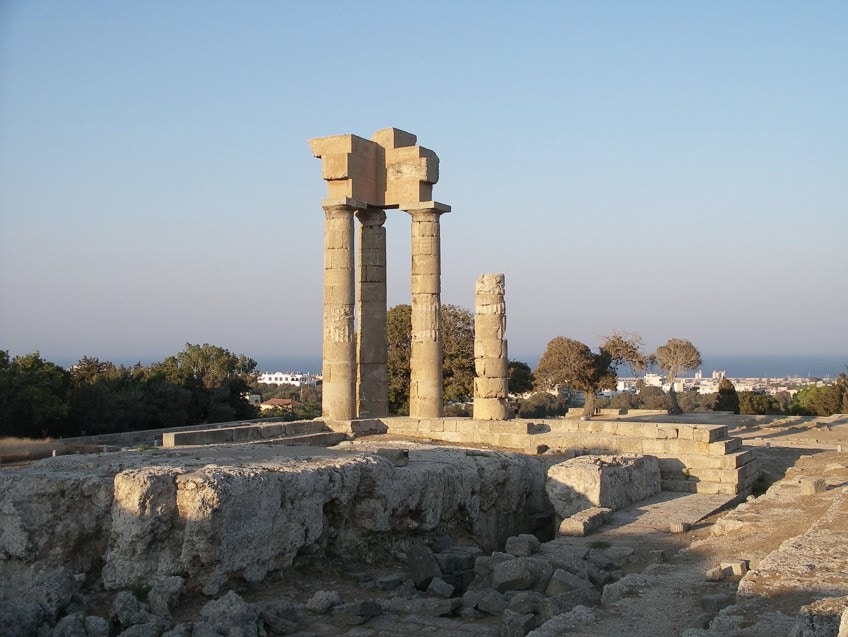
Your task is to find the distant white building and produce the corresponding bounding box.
[643,373,664,387]
[257,372,319,387]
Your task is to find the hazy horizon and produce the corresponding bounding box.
[2,3,846,364]
[21,347,848,381]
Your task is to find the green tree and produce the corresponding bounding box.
[637,385,671,410]
[0,351,70,437]
[712,377,740,414]
[507,361,535,395]
[653,338,702,415]
[790,382,845,417]
[386,304,475,414]
[156,343,258,424]
[387,305,412,414]
[441,305,475,404]
[739,391,785,415]
[517,391,564,418]
[534,332,644,419]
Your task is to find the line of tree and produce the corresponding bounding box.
[0,344,269,438]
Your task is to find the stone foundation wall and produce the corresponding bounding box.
[0,444,550,596]
[383,417,759,497]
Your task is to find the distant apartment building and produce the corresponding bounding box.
[257,372,320,387]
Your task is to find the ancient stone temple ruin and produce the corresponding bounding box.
[1,127,795,637]
[309,128,450,421]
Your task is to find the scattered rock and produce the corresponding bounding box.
[305,590,342,614]
[426,576,455,599]
[505,534,541,557]
[407,544,442,590]
[545,568,592,596]
[493,558,534,592]
[198,590,261,637]
[147,576,185,619]
[111,591,162,630]
[477,589,509,615]
[700,593,733,613]
[501,608,536,637]
[376,574,406,591]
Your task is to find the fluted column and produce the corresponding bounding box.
[356,208,388,417]
[406,203,450,418]
[321,200,360,420]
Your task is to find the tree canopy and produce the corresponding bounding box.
[507,361,535,395]
[534,332,645,419]
[386,304,475,414]
[712,377,741,414]
[0,343,262,438]
[653,338,702,414]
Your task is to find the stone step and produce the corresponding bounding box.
[162,420,333,447]
[250,431,349,447]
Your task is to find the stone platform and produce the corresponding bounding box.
[163,415,759,499]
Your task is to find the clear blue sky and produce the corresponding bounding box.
[1,1,846,370]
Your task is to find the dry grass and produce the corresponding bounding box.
[0,437,102,466]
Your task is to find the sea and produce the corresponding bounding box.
[47,353,846,381]
[255,353,848,380]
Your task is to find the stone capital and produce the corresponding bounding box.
[403,201,451,217]
[355,208,387,227]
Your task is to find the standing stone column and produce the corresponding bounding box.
[473,274,510,420]
[356,208,388,417]
[406,203,450,419]
[322,200,360,421]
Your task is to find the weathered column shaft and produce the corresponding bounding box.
[356,208,388,418]
[322,202,357,420]
[408,207,447,418]
[473,273,510,420]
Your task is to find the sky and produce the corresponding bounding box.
[1,1,846,373]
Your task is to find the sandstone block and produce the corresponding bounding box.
[720,559,748,576]
[407,544,442,590]
[477,589,509,615]
[799,477,826,494]
[501,608,536,637]
[508,591,545,615]
[793,596,848,637]
[505,534,541,557]
[493,559,534,592]
[546,568,592,596]
[558,507,612,536]
[546,455,660,519]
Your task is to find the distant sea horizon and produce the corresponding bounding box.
[255,353,848,381]
[45,352,847,381]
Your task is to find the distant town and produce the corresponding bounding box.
[256,368,842,400]
[612,369,841,399]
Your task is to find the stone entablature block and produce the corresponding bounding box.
[309,128,441,210]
